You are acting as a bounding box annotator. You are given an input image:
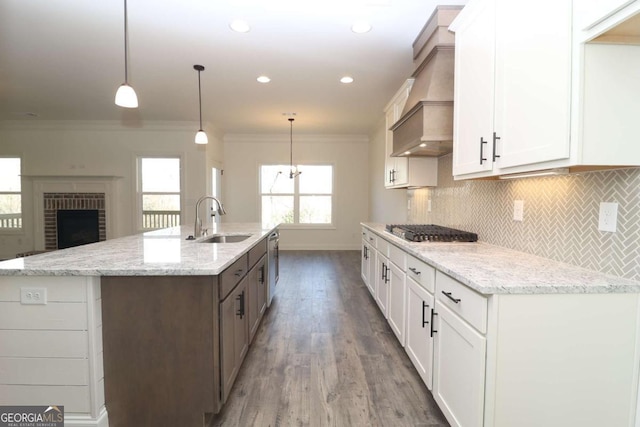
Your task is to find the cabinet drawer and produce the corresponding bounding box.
[366,231,378,249]
[248,238,267,268]
[220,254,249,300]
[389,244,406,271]
[377,238,389,257]
[406,255,435,294]
[436,271,487,334]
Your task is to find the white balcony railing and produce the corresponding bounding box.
[142,210,180,230]
[0,213,22,229]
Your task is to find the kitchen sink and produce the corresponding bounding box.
[198,234,251,243]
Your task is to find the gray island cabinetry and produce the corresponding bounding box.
[0,223,277,427]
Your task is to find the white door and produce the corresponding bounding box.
[387,262,406,345]
[405,277,435,389]
[452,0,496,177]
[433,303,486,427]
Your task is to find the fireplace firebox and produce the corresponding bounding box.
[57,209,100,249]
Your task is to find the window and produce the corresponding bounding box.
[260,164,333,226]
[139,157,181,230]
[0,158,22,229]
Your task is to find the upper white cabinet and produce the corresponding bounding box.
[451,0,572,178]
[451,0,640,180]
[384,80,438,188]
[574,0,637,32]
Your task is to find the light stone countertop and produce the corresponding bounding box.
[362,223,640,295]
[0,223,277,277]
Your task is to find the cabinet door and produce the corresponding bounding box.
[376,255,390,318]
[387,262,406,346]
[361,241,375,296]
[248,255,267,343]
[573,0,634,30]
[405,278,435,390]
[433,303,486,427]
[220,278,248,403]
[452,0,496,176]
[493,0,571,169]
[384,108,397,188]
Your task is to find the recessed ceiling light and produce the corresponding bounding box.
[340,76,354,84]
[351,21,372,34]
[419,143,427,148]
[404,151,411,155]
[257,75,271,83]
[230,20,251,33]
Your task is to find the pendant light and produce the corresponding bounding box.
[288,118,301,179]
[193,65,208,145]
[114,0,138,108]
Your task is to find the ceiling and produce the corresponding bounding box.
[0,0,466,136]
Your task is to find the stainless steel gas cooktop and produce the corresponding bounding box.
[385,224,478,243]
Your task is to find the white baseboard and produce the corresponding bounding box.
[65,408,109,427]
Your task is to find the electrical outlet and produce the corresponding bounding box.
[598,202,618,232]
[513,200,524,221]
[20,287,47,305]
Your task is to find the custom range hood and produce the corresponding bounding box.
[390,6,462,157]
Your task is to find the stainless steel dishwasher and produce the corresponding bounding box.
[267,230,279,307]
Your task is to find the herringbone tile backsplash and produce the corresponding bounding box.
[409,154,640,281]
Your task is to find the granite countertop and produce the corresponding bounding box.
[0,223,277,276]
[362,223,640,295]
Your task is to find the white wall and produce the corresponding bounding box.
[223,134,369,250]
[368,116,408,223]
[0,120,224,259]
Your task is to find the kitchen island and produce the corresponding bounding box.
[0,223,278,427]
[362,223,640,427]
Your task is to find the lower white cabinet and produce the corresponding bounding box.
[375,254,390,318]
[433,302,486,427]
[360,227,640,427]
[387,261,406,345]
[405,277,435,389]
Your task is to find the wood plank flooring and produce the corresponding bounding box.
[211,250,449,427]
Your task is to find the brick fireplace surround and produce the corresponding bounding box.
[44,193,106,250]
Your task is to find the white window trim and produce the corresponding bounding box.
[0,156,23,233]
[259,163,336,229]
[135,154,184,232]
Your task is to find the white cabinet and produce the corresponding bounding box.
[405,276,435,389]
[433,272,487,427]
[433,302,486,427]
[387,261,406,345]
[384,80,438,188]
[361,240,375,297]
[375,253,390,318]
[573,0,636,31]
[452,0,640,180]
[451,0,572,179]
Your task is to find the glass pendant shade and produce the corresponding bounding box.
[195,129,208,145]
[115,84,138,108]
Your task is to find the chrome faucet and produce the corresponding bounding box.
[193,195,226,238]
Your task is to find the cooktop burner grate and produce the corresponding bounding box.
[385,224,478,242]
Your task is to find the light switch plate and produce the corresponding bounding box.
[20,287,47,305]
[598,202,618,232]
[513,200,524,221]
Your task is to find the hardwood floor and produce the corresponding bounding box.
[211,250,449,427]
